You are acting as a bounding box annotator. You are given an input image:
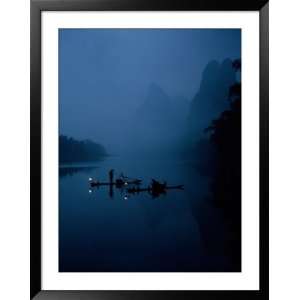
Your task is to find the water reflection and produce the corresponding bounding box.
[89,172,184,199]
[59,157,240,272]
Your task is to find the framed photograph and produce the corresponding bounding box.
[31,0,269,299]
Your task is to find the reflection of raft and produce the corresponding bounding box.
[90,179,141,187]
[127,185,184,194]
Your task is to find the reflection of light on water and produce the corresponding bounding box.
[124,182,128,185]
[124,196,128,200]
[89,190,92,193]
[89,178,93,181]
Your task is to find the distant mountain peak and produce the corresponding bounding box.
[187,58,237,136]
[147,83,170,102]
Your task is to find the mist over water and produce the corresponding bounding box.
[59,29,241,154]
[59,29,241,272]
[59,157,237,272]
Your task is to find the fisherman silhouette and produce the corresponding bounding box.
[149,179,164,198]
[109,169,114,184]
[151,179,159,189]
[151,179,166,192]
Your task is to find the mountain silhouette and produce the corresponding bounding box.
[187,59,236,137]
[59,135,107,163]
[130,83,189,151]
[136,83,173,124]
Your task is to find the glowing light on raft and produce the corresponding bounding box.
[89,190,92,193]
[124,182,128,185]
[89,178,93,181]
[124,196,128,200]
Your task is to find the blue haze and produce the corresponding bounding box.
[59,29,241,153]
[59,29,241,272]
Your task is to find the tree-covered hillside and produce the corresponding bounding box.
[59,135,107,163]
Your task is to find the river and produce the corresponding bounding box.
[59,155,240,272]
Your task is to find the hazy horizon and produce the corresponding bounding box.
[59,29,241,153]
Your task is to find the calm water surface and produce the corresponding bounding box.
[59,156,238,272]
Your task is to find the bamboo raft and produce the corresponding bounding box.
[90,179,142,187]
[126,185,184,194]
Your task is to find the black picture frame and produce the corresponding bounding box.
[30,0,269,299]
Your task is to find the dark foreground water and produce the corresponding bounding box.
[59,156,240,272]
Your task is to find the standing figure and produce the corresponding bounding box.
[109,169,114,185]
